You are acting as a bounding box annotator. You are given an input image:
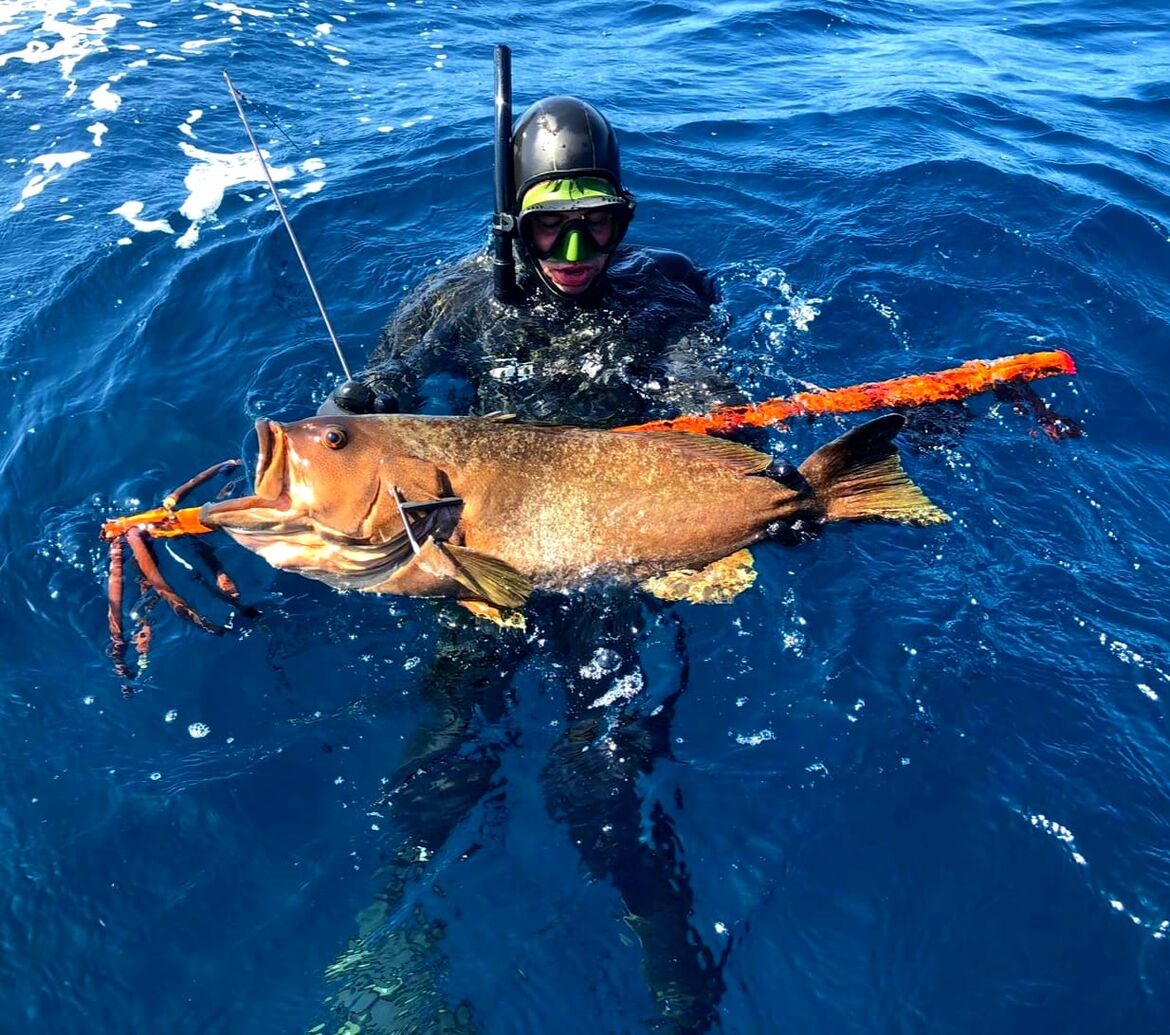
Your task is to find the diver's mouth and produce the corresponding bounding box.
[542,259,605,293]
[198,420,297,532]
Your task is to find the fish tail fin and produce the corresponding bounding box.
[798,415,950,525]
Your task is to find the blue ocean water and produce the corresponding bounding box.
[2,1,1170,1031]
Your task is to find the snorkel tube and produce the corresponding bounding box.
[492,44,517,302]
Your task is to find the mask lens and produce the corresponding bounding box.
[522,206,625,261]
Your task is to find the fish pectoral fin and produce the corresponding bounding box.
[444,545,532,607]
[625,431,774,475]
[641,549,758,604]
[415,539,532,608]
[799,414,950,525]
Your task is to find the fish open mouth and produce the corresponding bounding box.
[199,420,298,533]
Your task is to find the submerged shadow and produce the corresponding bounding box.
[321,597,728,1034]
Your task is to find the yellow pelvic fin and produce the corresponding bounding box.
[641,548,758,604]
[457,599,527,629]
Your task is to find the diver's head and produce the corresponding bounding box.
[511,96,635,299]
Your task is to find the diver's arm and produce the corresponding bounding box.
[652,268,741,416]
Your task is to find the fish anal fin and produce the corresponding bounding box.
[642,549,758,604]
[457,599,527,629]
[799,414,950,526]
[416,538,532,608]
[627,432,774,475]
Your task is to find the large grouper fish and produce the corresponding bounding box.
[198,412,949,610]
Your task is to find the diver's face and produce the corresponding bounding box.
[531,211,614,295]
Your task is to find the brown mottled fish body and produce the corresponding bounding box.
[200,413,947,606]
[385,418,793,588]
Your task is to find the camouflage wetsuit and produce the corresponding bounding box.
[324,246,739,1034]
[360,247,737,425]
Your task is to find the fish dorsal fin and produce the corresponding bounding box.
[416,539,532,608]
[626,432,774,475]
[799,414,950,525]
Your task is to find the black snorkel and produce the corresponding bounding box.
[492,44,518,302]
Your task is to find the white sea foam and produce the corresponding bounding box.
[89,81,121,112]
[31,150,89,172]
[589,671,644,709]
[205,1,275,18]
[287,179,324,199]
[580,647,621,681]
[0,4,121,82]
[86,120,107,146]
[180,107,205,140]
[175,140,293,249]
[11,150,90,211]
[179,37,231,53]
[111,200,173,235]
[1019,811,1170,929]
[734,729,775,746]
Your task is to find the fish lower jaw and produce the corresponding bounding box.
[223,528,411,589]
[199,493,295,532]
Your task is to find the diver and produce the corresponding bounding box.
[321,57,734,1035]
[323,92,740,428]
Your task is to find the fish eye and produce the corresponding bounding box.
[322,426,348,450]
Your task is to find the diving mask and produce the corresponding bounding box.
[518,176,634,263]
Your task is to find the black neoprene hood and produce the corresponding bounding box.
[511,95,624,204]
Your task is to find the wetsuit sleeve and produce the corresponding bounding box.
[639,248,721,306]
[625,249,740,416]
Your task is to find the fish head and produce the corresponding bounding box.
[199,416,449,585]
